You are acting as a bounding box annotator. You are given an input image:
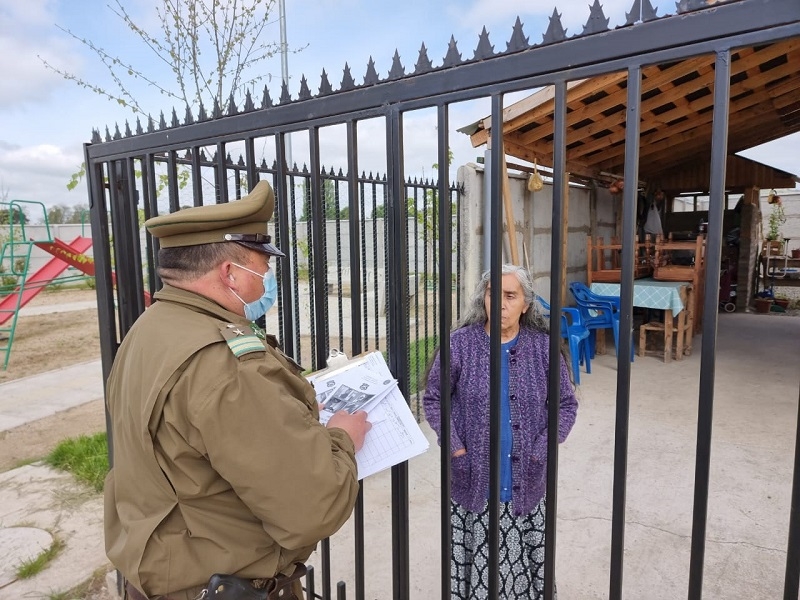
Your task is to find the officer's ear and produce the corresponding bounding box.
[218,261,237,289]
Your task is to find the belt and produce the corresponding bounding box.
[126,581,206,600]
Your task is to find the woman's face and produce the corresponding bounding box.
[484,273,530,333]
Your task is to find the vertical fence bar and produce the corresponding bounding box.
[609,64,642,600]
[436,102,453,600]
[345,120,367,600]
[191,146,203,207]
[308,126,333,599]
[386,107,411,600]
[784,386,800,599]
[688,48,731,600]
[216,142,228,204]
[123,157,146,318]
[488,93,504,600]
[107,162,138,336]
[86,153,117,419]
[334,179,344,350]
[371,181,379,351]
[289,170,303,363]
[275,133,297,359]
[544,81,567,600]
[140,155,160,297]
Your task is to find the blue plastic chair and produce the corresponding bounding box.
[569,281,634,362]
[535,295,592,384]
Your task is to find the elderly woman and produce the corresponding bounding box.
[423,264,578,599]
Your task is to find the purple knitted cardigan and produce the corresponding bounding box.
[423,323,578,515]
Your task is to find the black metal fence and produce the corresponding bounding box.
[87,1,800,598]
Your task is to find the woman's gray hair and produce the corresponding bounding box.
[458,264,548,332]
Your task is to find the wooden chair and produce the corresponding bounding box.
[587,235,654,284]
[652,234,705,335]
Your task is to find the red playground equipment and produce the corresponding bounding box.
[0,199,150,369]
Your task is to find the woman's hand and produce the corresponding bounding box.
[452,448,467,458]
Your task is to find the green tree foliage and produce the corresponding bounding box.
[0,208,28,225]
[46,204,90,224]
[300,179,348,221]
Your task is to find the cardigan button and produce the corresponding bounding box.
[510,358,517,365]
[512,423,520,430]
[510,394,516,400]
[511,456,519,463]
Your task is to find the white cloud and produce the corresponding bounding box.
[0,0,84,110]
[0,142,86,208]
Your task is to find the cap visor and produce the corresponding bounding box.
[237,240,285,258]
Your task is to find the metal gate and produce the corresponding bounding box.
[86,1,800,598]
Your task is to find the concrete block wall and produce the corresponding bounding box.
[457,162,616,309]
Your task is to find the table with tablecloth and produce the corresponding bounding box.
[589,277,694,361]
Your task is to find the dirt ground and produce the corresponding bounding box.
[0,288,106,472]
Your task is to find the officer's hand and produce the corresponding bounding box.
[326,410,372,452]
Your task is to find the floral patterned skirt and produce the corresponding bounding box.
[450,496,554,600]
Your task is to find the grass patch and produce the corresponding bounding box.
[15,537,65,579]
[45,432,108,492]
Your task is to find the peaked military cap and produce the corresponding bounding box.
[145,180,284,257]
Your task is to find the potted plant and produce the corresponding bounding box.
[754,290,774,313]
[766,195,786,243]
[774,295,791,310]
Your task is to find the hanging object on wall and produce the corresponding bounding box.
[609,179,624,194]
[768,189,782,204]
[527,159,544,192]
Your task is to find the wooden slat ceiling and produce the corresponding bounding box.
[468,38,800,193]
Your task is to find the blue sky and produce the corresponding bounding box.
[0,0,797,210]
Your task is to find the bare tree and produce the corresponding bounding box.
[40,0,299,118]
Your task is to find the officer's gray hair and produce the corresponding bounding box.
[458,264,547,332]
[157,242,251,282]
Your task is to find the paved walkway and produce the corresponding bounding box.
[1,309,799,599]
[0,360,103,433]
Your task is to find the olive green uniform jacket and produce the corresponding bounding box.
[104,285,359,597]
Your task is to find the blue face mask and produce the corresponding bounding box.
[230,263,278,321]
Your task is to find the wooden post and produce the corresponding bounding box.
[501,151,520,266]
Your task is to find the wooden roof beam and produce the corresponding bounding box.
[501,136,598,180]
[604,107,787,173]
[559,43,796,159]
[469,73,629,148]
[515,55,714,147]
[574,51,800,165]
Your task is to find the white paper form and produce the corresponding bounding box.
[354,385,429,479]
[307,351,429,479]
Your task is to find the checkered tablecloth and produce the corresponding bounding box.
[590,278,686,315]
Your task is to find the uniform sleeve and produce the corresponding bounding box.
[532,355,578,463]
[191,351,359,550]
[422,341,464,453]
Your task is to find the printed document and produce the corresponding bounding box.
[307,351,429,479]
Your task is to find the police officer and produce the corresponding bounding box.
[104,180,370,600]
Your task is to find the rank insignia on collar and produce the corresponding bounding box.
[249,323,267,340]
